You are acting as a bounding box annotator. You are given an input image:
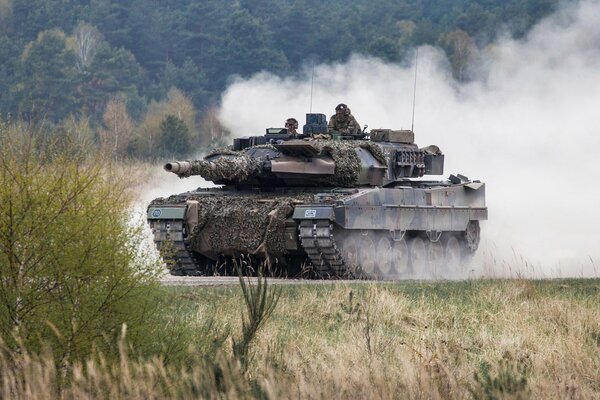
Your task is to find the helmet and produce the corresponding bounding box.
[285,118,298,130]
[335,103,350,116]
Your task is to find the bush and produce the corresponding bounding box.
[0,121,160,366]
[470,358,530,400]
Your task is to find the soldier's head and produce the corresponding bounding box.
[335,103,350,117]
[285,117,298,133]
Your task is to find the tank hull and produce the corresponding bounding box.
[148,179,486,279]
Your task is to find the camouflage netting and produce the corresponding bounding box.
[185,193,313,257]
[249,144,278,151]
[178,145,279,182]
[317,140,387,187]
[178,140,387,186]
[359,141,387,165]
[205,144,278,157]
[205,146,238,157]
[180,155,263,182]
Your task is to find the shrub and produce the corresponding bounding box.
[0,121,160,366]
[470,358,530,400]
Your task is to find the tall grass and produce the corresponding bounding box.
[1,280,598,399]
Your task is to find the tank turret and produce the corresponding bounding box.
[149,113,486,280]
[165,124,444,188]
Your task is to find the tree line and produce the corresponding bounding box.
[0,0,557,158]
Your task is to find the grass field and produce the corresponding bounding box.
[2,278,599,399]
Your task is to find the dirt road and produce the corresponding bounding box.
[160,274,363,287]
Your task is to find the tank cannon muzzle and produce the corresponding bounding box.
[163,156,263,182]
[164,161,192,175]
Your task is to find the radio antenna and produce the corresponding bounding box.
[309,63,315,113]
[411,48,419,132]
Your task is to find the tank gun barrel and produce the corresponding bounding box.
[164,156,263,182]
[164,161,192,175]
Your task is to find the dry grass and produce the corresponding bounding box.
[1,279,599,399]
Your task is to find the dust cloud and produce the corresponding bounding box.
[138,164,214,206]
[135,163,214,270]
[218,0,600,278]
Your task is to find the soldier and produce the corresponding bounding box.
[285,117,299,137]
[328,103,361,137]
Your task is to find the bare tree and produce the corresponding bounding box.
[101,97,133,156]
[199,106,230,145]
[130,88,198,158]
[74,22,102,72]
[440,29,478,82]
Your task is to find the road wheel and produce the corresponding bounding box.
[359,234,377,278]
[445,236,462,273]
[341,235,359,264]
[375,235,394,278]
[427,240,444,278]
[409,237,427,273]
[391,238,410,278]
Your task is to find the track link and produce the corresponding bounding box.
[149,219,200,275]
[298,220,348,277]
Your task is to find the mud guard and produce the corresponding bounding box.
[292,206,335,221]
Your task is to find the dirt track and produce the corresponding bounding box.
[160,274,364,287]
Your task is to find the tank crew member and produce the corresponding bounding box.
[328,103,360,136]
[285,117,299,137]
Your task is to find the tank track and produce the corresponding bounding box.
[299,220,481,280]
[149,219,201,276]
[150,214,480,279]
[298,220,350,278]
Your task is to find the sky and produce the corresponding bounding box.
[215,0,600,277]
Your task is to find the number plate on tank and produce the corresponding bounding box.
[147,207,186,220]
[293,206,334,220]
[304,209,317,218]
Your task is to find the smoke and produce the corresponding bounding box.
[138,164,214,206]
[218,0,600,277]
[135,163,215,273]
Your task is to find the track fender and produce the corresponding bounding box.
[292,206,335,221]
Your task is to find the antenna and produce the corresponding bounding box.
[309,63,315,114]
[411,48,419,132]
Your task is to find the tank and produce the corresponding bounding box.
[147,113,487,279]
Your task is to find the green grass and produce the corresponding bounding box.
[3,278,599,399]
[163,279,600,397]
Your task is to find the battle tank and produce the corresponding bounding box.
[147,113,487,279]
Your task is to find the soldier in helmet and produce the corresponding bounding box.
[328,103,361,137]
[285,117,299,137]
